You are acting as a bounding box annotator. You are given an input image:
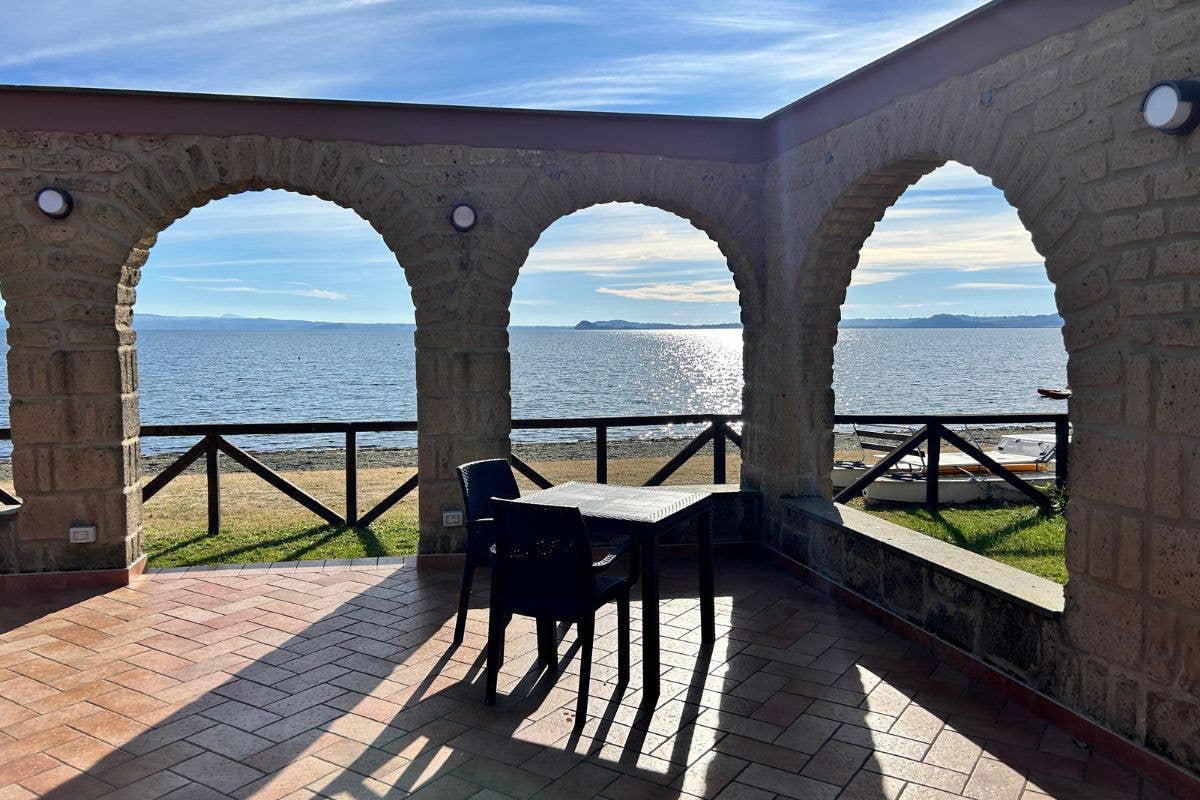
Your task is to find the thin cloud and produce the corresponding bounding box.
[166,277,244,284]
[849,270,904,286]
[209,286,348,300]
[442,2,975,113]
[596,279,737,303]
[524,203,726,275]
[856,163,1041,277]
[952,282,1048,290]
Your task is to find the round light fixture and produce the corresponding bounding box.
[36,187,73,219]
[1141,80,1200,135]
[449,203,477,232]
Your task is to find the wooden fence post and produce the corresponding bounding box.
[596,425,608,484]
[346,429,357,526]
[205,435,220,536]
[1055,415,1070,491]
[713,417,726,484]
[925,421,940,509]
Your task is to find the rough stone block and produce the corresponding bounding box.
[1087,175,1148,212]
[1146,692,1200,773]
[1119,281,1186,316]
[1145,606,1180,684]
[1148,522,1200,610]
[1183,622,1200,700]
[1155,240,1200,276]
[1064,578,1143,669]
[1086,3,1146,42]
[981,597,1042,674]
[880,556,925,617]
[1087,507,1116,581]
[1117,516,1143,591]
[1100,209,1164,247]
[1080,656,1110,719]
[1069,433,1147,510]
[1156,355,1200,437]
[1095,65,1152,107]
[1151,6,1200,53]
[1152,439,1184,518]
[1033,92,1086,132]
[1111,133,1180,172]
[925,603,978,651]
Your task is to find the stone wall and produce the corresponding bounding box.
[779,499,1064,686]
[762,0,1200,773]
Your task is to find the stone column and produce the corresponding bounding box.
[409,235,515,555]
[1,238,141,574]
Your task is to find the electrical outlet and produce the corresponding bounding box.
[69,525,97,544]
[442,510,464,527]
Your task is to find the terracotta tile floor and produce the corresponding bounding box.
[0,555,1179,799]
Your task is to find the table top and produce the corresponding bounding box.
[513,482,711,527]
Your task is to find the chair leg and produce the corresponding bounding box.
[453,557,476,645]
[575,614,594,722]
[617,591,630,685]
[484,602,504,706]
[537,617,557,672]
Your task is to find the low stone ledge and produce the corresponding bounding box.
[777,496,1063,683]
[0,553,147,592]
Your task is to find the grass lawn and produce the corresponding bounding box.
[849,498,1068,583]
[141,452,738,568]
[143,465,422,568]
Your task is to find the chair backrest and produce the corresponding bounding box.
[490,498,593,619]
[457,459,520,523]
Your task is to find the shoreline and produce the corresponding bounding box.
[0,425,1055,481]
[141,424,1046,476]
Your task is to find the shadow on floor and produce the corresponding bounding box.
[0,552,1165,799]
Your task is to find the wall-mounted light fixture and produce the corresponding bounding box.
[1142,80,1200,135]
[449,203,477,232]
[36,187,73,219]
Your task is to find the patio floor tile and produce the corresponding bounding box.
[0,554,1187,799]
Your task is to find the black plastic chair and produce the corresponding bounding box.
[454,459,521,644]
[484,498,637,721]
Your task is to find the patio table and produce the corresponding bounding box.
[512,481,714,704]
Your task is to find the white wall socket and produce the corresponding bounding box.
[69,525,97,544]
[442,510,464,527]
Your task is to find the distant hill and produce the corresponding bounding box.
[134,314,415,332]
[839,313,1063,329]
[575,314,1061,331]
[576,320,741,330]
[131,312,1063,332]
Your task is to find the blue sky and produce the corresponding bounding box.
[3,1,1057,324]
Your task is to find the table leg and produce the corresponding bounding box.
[699,505,715,644]
[640,535,661,705]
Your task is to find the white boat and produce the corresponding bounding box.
[832,432,1058,505]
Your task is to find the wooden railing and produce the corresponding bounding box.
[136,415,742,535]
[0,411,1068,530]
[505,414,741,489]
[830,413,1069,513]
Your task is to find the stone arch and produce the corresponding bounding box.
[0,135,447,571]
[112,138,428,298]
[782,123,1115,501]
[474,158,767,491]
[496,156,766,324]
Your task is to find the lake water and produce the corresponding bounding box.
[0,327,1069,455]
